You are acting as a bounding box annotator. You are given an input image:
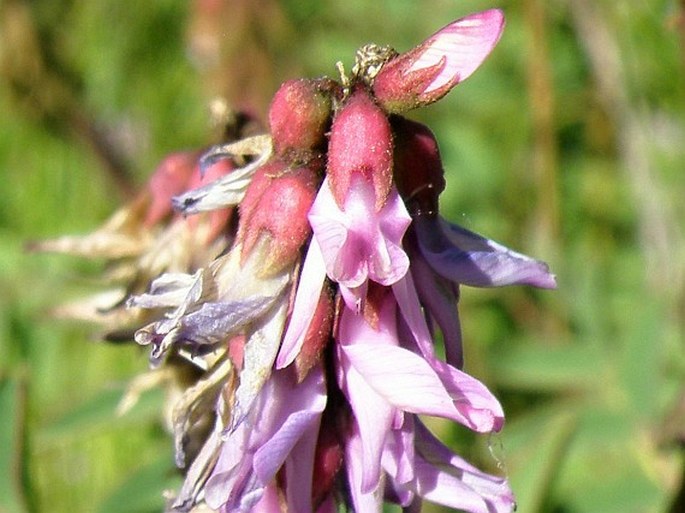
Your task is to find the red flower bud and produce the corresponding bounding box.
[372,9,505,113]
[311,414,344,510]
[237,158,321,274]
[392,116,445,216]
[293,284,334,383]
[145,152,199,226]
[268,78,336,163]
[327,87,393,211]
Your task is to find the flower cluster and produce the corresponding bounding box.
[38,9,555,513]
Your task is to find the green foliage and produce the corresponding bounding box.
[1,1,683,512]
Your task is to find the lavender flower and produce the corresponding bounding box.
[39,8,555,513]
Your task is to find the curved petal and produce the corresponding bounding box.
[414,421,515,513]
[277,238,328,368]
[345,425,384,513]
[408,9,505,93]
[337,343,394,493]
[415,216,557,289]
[409,252,464,368]
[343,343,501,432]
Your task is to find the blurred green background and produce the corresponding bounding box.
[1,0,684,512]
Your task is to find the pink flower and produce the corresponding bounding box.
[203,365,326,513]
[309,177,412,309]
[333,286,504,499]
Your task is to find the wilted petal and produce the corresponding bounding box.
[173,136,273,215]
[408,9,505,93]
[415,216,557,288]
[231,299,289,429]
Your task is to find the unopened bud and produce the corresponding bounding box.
[268,78,337,163]
[311,414,344,510]
[293,284,334,383]
[238,158,321,274]
[145,152,199,226]
[327,87,393,211]
[372,9,505,113]
[392,116,445,216]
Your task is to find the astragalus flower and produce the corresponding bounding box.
[39,8,556,513]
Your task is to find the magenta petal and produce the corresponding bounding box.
[415,216,557,289]
[409,9,505,93]
[337,343,394,493]
[309,177,411,293]
[284,420,320,513]
[345,425,384,513]
[410,253,464,368]
[277,238,327,368]
[415,421,515,513]
[252,367,326,482]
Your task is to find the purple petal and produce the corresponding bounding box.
[343,343,499,431]
[412,456,513,513]
[414,421,515,513]
[408,9,505,93]
[309,178,411,295]
[178,295,278,346]
[277,238,327,369]
[392,273,438,361]
[415,216,557,289]
[252,367,326,481]
[381,414,416,487]
[409,253,464,368]
[284,419,320,513]
[345,425,384,513]
[337,342,394,493]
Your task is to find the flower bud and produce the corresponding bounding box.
[391,116,445,216]
[311,413,344,510]
[327,87,393,211]
[237,158,321,274]
[372,9,505,113]
[268,78,336,163]
[293,284,334,383]
[145,151,199,226]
